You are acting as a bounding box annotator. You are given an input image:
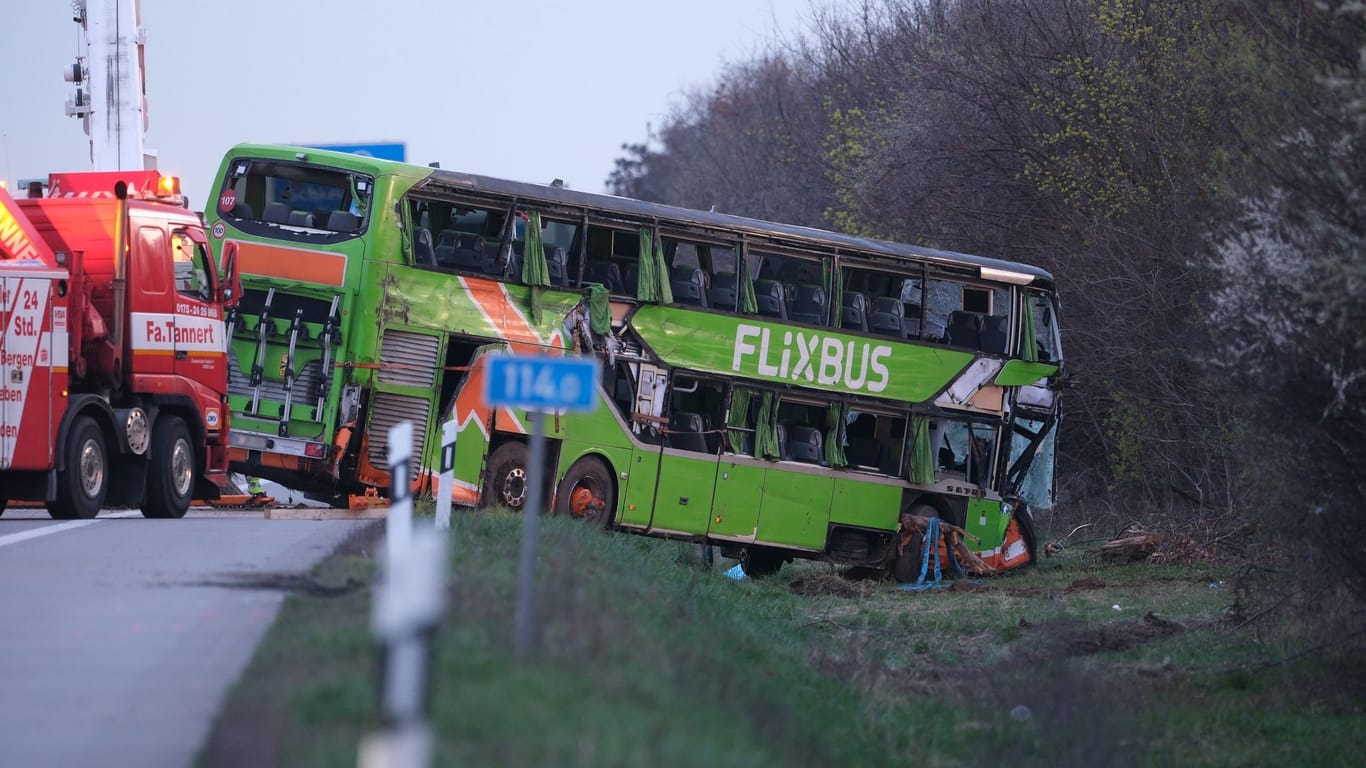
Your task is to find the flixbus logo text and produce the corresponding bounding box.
[731,324,892,393]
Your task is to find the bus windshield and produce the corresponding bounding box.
[216,158,372,243]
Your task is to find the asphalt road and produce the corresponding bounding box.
[0,506,376,768]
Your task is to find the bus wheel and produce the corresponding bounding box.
[48,415,107,520]
[890,503,965,582]
[740,547,785,578]
[482,442,529,510]
[554,456,614,528]
[143,416,194,519]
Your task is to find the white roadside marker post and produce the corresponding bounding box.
[358,422,449,768]
[435,419,456,529]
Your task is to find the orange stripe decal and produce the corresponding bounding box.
[235,241,348,286]
[459,277,569,430]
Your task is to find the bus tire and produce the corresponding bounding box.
[740,546,785,579]
[48,415,107,520]
[553,456,614,528]
[891,503,965,582]
[143,416,194,519]
[482,441,529,511]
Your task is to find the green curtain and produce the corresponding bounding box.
[754,392,781,460]
[1021,295,1039,362]
[635,228,656,301]
[831,266,845,328]
[726,390,751,454]
[654,232,673,304]
[521,212,550,324]
[740,247,758,314]
[908,415,935,485]
[824,402,847,467]
[587,283,611,335]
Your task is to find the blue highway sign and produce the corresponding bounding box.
[485,355,600,412]
[306,142,407,162]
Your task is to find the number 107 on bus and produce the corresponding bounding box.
[484,355,600,413]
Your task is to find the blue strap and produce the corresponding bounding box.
[902,517,952,591]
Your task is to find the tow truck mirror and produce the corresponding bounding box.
[220,241,243,308]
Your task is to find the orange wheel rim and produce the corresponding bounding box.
[569,486,600,518]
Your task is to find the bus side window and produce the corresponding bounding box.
[607,362,636,422]
[667,376,725,454]
[665,240,709,309]
[1031,293,1063,363]
[925,279,960,342]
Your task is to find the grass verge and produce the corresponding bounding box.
[197,510,1365,767]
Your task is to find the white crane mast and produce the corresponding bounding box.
[63,0,151,171]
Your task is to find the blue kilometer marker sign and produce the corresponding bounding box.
[485,355,600,413]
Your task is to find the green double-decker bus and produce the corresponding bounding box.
[204,143,1062,578]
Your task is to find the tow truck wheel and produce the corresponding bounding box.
[142,416,194,519]
[481,441,529,511]
[553,456,614,528]
[48,415,107,520]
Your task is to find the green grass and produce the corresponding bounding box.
[197,511,1365,768]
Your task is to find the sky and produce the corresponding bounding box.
[2,0,843,211]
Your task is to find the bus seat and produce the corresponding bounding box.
[774,422,790,460]
[414,227,437,268]
[668,411,709,453]
[434,230,458,267]
[263,202,291,225]
[621,263,638,295]
[702,414,722,454]
[288,210,315,228]
[980,314,1009,353]
[670,266,709,308]
[754,279,787,319]
[451,233,484,270]
[587,260,623,292]
[326,211,359,232]
[902,302,922,339]
[869,297,905,338]
[841,292,869,332]
[944,311,982,349]
[231,201,256,220]
[546,247,569,286]
[709,271,738,310]
[789,284,827,325]
[787,425,824,465]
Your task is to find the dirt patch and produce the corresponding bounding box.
[1059,612,1185,656]
[1064,577,1107,593]
[789,573,878,598]
[947,581,992,593]
[196,572,366,597]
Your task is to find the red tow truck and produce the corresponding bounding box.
[0,170,241,519]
